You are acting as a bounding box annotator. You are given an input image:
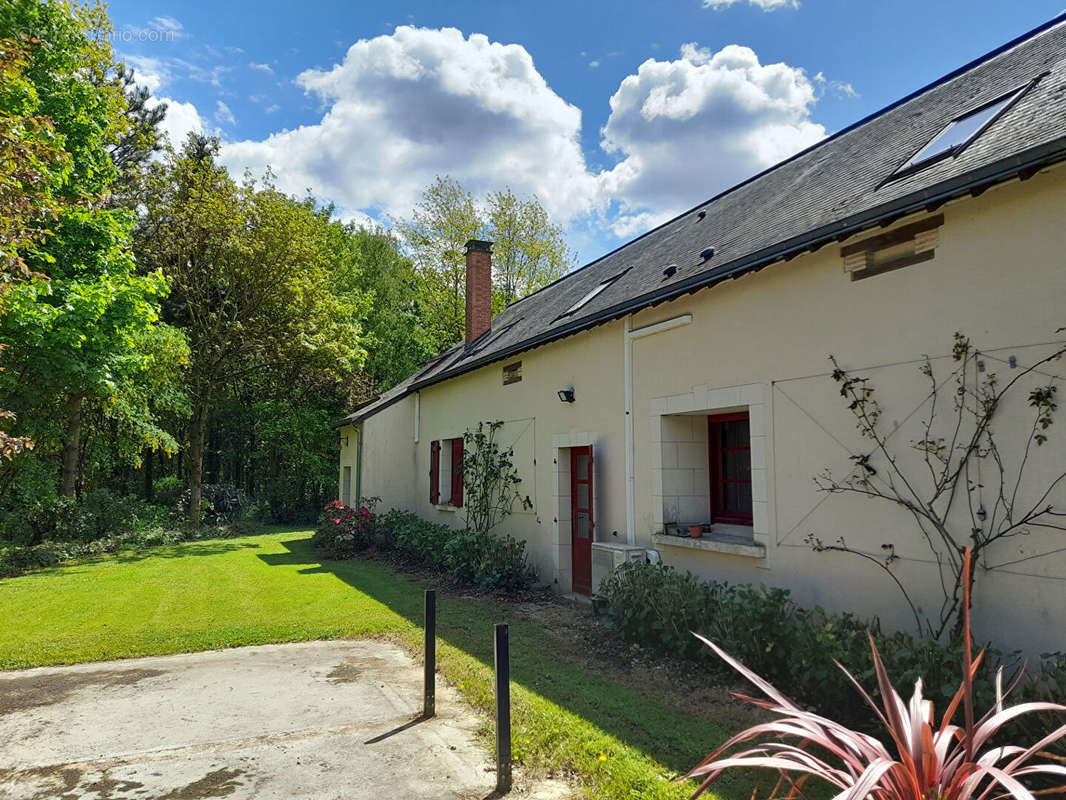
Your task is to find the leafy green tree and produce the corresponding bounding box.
[0,34,69,462]
[0,2,174,496]
[136,137,365,522]
[395,176,480,353]
[335,226,431,393]
[484,188,572,311]
[396,176,574,353]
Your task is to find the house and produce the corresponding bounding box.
[337,17,1066,654]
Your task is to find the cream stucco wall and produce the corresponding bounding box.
[350,165,1066,654]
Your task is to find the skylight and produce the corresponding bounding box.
[898,85,1028,172]
[556,270,629,320]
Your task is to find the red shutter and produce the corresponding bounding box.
[429,440,440,504]
[450,437,464,508]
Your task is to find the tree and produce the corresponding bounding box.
[396,176,574,353]
[395,176,480,353]
[808,332,1066,640]
[0,2,174,496]
[0,34,69,462]
[108,63,167,202]
[484,188,571,311]
[335,226,431,393]
[136,137,365,522]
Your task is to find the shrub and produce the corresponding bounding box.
[1,496,81,545]
[0,491,169,546]
[0,517,270,578]
[599,560,1002,732]
[313,506,533,593]
[152,477,183,508]
[180,484,245,525]
[312,501,376,559]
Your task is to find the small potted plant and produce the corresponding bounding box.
[688,524,704,538]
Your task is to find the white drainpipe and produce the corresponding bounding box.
[413,391,420,443]
[624,313,693,544]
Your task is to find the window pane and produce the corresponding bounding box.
[577,482,590,509]
[575,454,590,481]
[907,93,1017,167]
[723,450,751,481]
[575,513,591,539]
[721,420,750,449]
[723,482,753,515]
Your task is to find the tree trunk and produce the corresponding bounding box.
[59,394,84,497]
[144,446,154,501]
[186,399,210,525]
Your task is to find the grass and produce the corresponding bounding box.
[0,530,755,800]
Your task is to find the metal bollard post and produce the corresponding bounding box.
[424,589,436,718]
[494,622,512,794]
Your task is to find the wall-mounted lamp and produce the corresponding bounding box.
[557,388,575,403]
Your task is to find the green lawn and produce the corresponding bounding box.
[0,530,753,800]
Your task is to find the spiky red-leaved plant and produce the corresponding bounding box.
[686,550,1066,800]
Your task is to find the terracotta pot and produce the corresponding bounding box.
[688,525,704,538]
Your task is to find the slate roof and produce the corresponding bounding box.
[339,15,1066,428]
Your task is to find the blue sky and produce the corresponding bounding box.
[108,0,1066,264]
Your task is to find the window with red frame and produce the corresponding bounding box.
[429,437,464,507]
[707,412,752,525]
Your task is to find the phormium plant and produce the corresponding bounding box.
[685,549,1066,800]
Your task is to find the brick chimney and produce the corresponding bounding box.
[464,239,493,345]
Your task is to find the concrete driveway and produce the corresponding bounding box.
[0,640,565,799]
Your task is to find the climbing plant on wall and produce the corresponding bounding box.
[461,420,532,534]
[809,331,1066,641]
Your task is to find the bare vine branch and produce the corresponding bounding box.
[812,332,1066,640]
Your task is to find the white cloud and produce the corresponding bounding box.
[814,71,859,99]
[216,27,831,252]
[264,104,281,114]
[122,54,171,92]
[249,62,274,73]
[156,97,205,148]
[221,26,598,222]
[215,100,236,126]
[151,16,184,35]
[118,15,184,42]
[597,42,825,235]
[589,60,601,68]
[703,0,799,10]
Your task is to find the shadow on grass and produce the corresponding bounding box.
[259,535,753,799]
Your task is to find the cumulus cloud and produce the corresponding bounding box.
[156,98,206,148]
[598,42,825,234]
[249,62,274,73]
[214,26,832,251]
[122,54,171,92]
[221,26,598,222]
[121,55,206,149]
[703,0,799,10]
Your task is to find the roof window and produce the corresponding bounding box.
[893,83,1032,177]
[555,269,630,321]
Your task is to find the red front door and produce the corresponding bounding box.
[570,446,594,595]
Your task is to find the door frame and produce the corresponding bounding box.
[570,445,594,595]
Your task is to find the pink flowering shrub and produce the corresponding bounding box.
[312,499,377,558]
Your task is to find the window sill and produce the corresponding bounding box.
[652,529,765,559]
[434,504,460,513]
